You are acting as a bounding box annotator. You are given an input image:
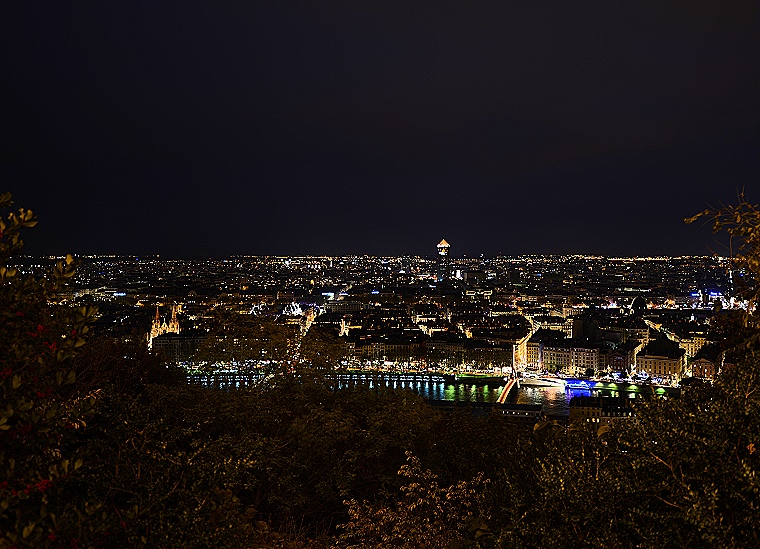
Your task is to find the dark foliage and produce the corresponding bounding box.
[3,192,760,547]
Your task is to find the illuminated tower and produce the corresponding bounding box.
[149,305,162,347]
[437,239,450,282]
[168,304,180,333]
[147,304,181,349]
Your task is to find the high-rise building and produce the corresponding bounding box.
[437,239,450,282]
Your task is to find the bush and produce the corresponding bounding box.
[0,192,100,548]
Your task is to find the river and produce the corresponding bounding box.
[188,372,666,416]
[343,377,661,416]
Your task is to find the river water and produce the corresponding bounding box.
[189,373,661,416]
[346,378,654,416]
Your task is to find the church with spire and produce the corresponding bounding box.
[148,304,181,349]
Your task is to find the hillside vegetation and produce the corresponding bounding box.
[2,192,759,548]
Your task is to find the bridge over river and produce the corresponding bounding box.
[187,371,460,390]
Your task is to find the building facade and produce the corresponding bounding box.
[636,340,686,382]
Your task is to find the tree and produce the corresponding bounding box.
[336,453,491,549]
[299,325,348,371]
[0,193,100,548]
[610,363,760,547]
[70,335,186,397]
[193,308,298,373]
[686,192,760,342]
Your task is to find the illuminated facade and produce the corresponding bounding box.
[529,315,575,337]
[664,330,708,360]
[690,357,718,380]
[437,239,450,282]
[635,341,685,382]
[526,335,600,374]
[148,304,181,349]
[569,397,634,425]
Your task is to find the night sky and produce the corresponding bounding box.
[2,2,758,258]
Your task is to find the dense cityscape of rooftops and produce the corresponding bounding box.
[11,242,737,391]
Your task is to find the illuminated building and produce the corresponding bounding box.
[437,239,450,282]
[635,339,685,382]
[525,330,600,374]
[529,315,575,337]
[690,357,718,380]
[151,330,206,362]
[147,304,181,349]
[604,340,639,373]
[569,396,634,425]
[465,288,493,301]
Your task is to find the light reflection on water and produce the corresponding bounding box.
[340,379,503,404]
[510,385,646,415]
[340,378,646,416]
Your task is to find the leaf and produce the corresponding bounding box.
[597,424,612,437]
[17,400,33,412]
[684,210,710,224]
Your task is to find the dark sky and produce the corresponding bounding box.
[2,2,758,258]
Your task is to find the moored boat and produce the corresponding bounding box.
[565,380,592,390]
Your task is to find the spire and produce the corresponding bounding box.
[168,304,181,334]
[155,305,160,322]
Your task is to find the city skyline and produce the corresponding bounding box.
[3,3,758,258]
